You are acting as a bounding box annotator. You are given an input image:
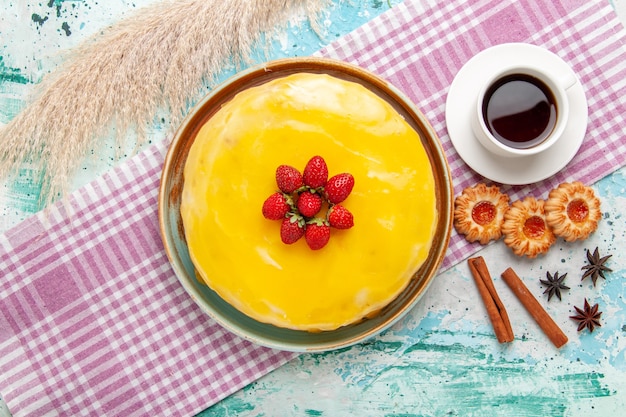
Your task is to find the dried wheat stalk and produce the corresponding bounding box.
[0,0,331,206]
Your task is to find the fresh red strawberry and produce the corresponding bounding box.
[262,192,290,220]
[302,156,328,188]
[325,173,354,204]
[296,191,322,217]
[328,204,354,229]
[305,218,331,250]
[275,164,303,193]
[280,215,305,244]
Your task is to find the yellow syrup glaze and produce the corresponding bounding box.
[181,73,437,331]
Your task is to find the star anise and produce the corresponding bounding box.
[581,247,612,286]
[540,271,570,301]
[570,298,602,332]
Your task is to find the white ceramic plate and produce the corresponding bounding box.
[445,43,588,185]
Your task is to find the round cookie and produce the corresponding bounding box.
[545,181,601,241]
[502,197,555,258]
[454,183,509,245]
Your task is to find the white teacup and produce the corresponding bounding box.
[471,64,577,158]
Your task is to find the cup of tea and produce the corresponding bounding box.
[471,64,577,158]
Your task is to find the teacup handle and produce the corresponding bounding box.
[556,70,577,91]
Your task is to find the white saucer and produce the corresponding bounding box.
[445,43,588,185]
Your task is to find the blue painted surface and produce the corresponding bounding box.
[1,1,625,416]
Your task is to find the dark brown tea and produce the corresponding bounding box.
[482,74,557,149]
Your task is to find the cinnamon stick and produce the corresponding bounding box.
[501,267,568,348]
[468,257,514,343]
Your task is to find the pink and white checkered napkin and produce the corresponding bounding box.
[2,0,626,415]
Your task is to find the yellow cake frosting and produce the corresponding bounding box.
[181,72,437,331]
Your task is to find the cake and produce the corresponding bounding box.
[180,72,438,331]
